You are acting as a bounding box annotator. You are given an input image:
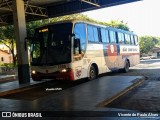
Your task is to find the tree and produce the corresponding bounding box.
[139,36,160,55]
[105,20,130,31]
[0,25,17,66]
[26,20,44,37]
[26,14,130,37]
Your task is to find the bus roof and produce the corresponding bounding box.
[36,19,137,35]
[38,19,106,28]
[106,26,137,35]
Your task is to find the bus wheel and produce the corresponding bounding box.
[88,65,97,80]
[32,77,41,81]
[123,60,130,73]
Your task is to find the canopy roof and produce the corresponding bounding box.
[0,0,141,25]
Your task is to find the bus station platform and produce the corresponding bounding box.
[0,75,153,120]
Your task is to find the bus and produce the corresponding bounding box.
[30,20,139,81]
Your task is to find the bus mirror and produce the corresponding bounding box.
[74,38,80,48]
[70,33,75,37]
[25,37,33,42]
[24,37,33,51]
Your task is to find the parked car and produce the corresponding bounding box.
[140,55,151,60]
[148,55,157,59]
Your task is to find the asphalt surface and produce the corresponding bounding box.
[0,59,160,120]
[105,59,160,112]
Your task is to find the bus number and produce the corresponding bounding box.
[58,64,66,69]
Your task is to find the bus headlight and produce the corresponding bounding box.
[61,69,67,72]
[32,70,36,74]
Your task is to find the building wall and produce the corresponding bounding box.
[0,50,12,63]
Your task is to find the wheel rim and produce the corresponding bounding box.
[89,66,96,80]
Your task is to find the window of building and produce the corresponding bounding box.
[1,57,4,62]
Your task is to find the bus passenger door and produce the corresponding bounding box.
[73,23,87,80]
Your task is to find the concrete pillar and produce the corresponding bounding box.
[13,0,30,84]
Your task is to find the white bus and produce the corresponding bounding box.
[30,20,139,81]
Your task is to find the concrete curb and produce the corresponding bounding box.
[97,76,145,107]
[0,80,53,97]
[0,75,16,83]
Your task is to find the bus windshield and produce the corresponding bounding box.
[30,23,72,66]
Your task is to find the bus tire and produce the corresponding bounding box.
[32,77,41,81]
[88,65,97,80]
[122,60,130,73]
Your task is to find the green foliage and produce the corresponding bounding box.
[0,25,16,66]
[139,36,160,54]
[26,14,130,37]
[50,14,130,31]
[0,25,14,39]
[0,63,15,68]
[105,20,130,31]
[26,20,46,37]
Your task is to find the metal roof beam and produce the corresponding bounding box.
[47,0,141,18]
[0,0,48,17]
[81,0,100,7]
[0,0,12,11]
[0,16,8,25]
[24,4,48,17]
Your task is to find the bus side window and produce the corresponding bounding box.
[134,35,138,45]
[92,26,99,42]
[109,30,116,43]
[117,32,125,44]
[74,23,87,56]
[88,25,94,42]
[125,34,130,44]
[130,35,134,45]
[100,28,107,43]
[105,30,110,43]
[88,25,99,43]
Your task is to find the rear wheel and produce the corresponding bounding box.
[88,65,97,80]
[122,60,130,73]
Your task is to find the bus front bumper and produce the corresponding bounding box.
[31,69,74,81]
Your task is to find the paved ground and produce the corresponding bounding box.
[0,59,160,120]
[106,59,160,111]
[0,75,148,120]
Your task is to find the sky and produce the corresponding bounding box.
[83,0,160,37]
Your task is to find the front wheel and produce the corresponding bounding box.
[88,65,97,80]
[32,76,41,81]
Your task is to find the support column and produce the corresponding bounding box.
[13,0,30,84]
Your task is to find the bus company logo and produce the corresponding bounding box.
[76,69,82,78]
[107,45,117,62]
[2,112,11,117]
[108,45,117,56]
[110,45,114,53]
